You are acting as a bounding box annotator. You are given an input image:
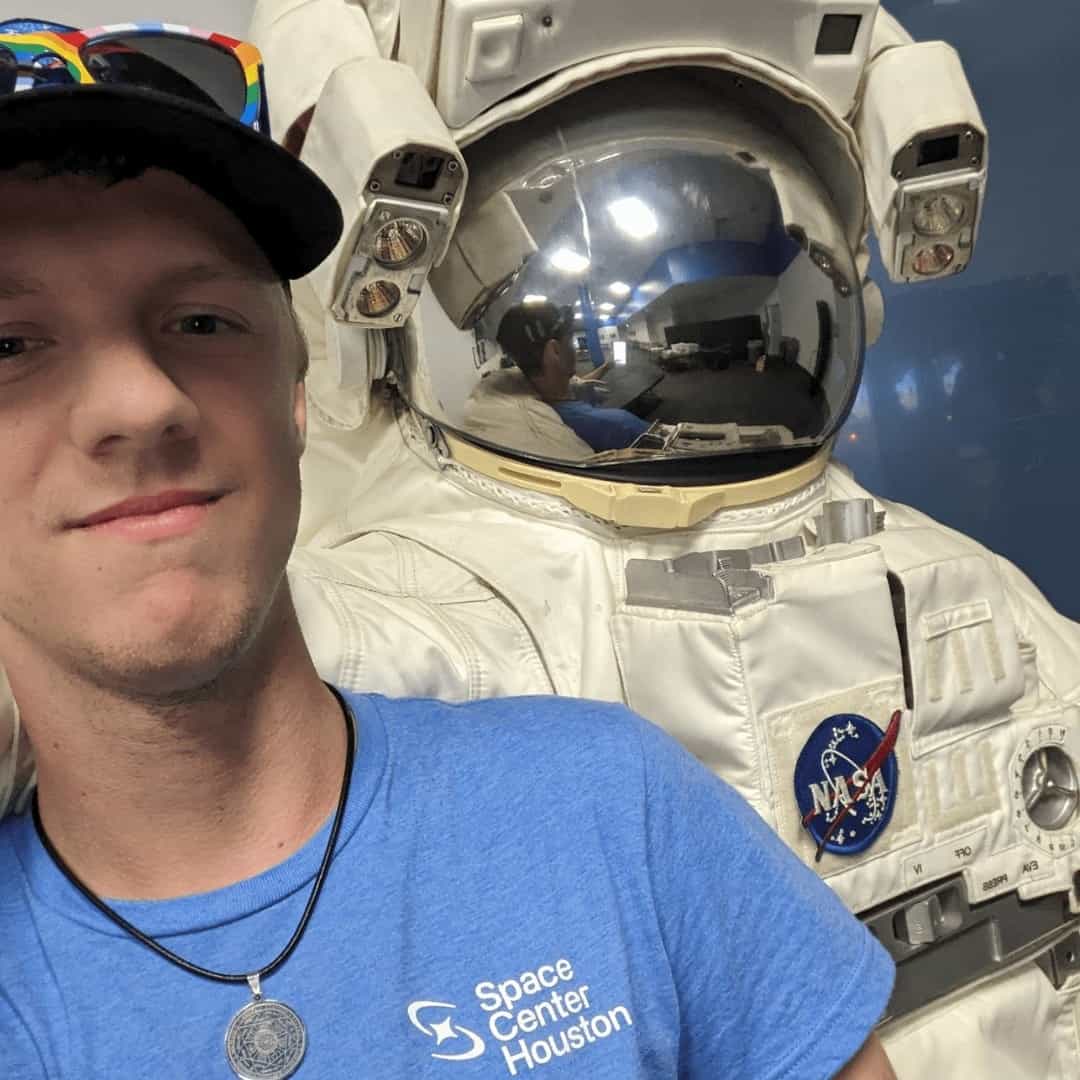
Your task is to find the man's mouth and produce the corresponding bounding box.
[71,491,226,535]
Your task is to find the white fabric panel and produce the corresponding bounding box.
[881,963,1080,1080]
[397,0,445,92]
[293,278,386,432]
[610,606,766,817]
[289,543,550,700]
[740,545,903,720]
[430,0,878,129]
[356,0,400,58]
[249,0,380,136]
[868,5,914,55]
[870,527,1026,757]
[997,553,1080,707]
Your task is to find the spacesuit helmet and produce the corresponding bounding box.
[416,69,864,489]
[252,0,986,526]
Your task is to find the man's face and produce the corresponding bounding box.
[557,331,578,378]
[0,168,307,699]
[540,329,577,387]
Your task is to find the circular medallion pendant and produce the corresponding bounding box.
[225,998,307,1080]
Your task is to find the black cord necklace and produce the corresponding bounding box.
[32,686,356,1080]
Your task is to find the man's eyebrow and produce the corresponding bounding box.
[154,261,280,290]
[0,274,47,300]
[0,263,279,304]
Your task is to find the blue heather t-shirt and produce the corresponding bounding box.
[551,400,650,451]
[0,693,893,1079]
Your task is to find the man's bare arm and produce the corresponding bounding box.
[835,1034,897,1080]
[576,358,613,380]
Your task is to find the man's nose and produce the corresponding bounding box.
[67,335,201,458]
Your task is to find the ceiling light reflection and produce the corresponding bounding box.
[608,197,658,239]
[548,247,590,274]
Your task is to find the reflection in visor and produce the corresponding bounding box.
[81,40,223,111]
[423,73,865,484]
[0,49,76,92]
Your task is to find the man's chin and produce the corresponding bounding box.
[79,597,272,703]
[80,632,254,704]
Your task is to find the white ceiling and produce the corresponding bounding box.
[2,2,257,39]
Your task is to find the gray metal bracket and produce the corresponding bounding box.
[1035,930,1080,989]
[623,536,805,615]
[624,557,773,615]
[861,873,1078,1022]
[814,498,886,546]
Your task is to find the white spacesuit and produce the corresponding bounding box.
[3,0,1080,1075]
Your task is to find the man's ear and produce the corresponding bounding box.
[292,379,307,456]
[541,339,561,375]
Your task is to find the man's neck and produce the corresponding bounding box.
[533,371,574,403]
[15,618,348,902]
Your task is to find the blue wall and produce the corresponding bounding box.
[835,0,1080,616]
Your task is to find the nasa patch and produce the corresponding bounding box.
[794,712,900,859]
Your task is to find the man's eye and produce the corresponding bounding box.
[170,313,249,336]
[0,336,41,358]
[0,334,50,381]
[177,314,229,335]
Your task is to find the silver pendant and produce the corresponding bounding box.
[225,974,307,1080]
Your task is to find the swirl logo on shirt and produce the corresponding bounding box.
[407,1001,486,1061]
[408,957,634,1073]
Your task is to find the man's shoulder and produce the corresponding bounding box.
[352,692,659,796]
[357,691,648,745]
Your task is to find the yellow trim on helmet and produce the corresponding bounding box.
[444,434,832,529]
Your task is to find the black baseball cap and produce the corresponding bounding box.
[0,83,343,281]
